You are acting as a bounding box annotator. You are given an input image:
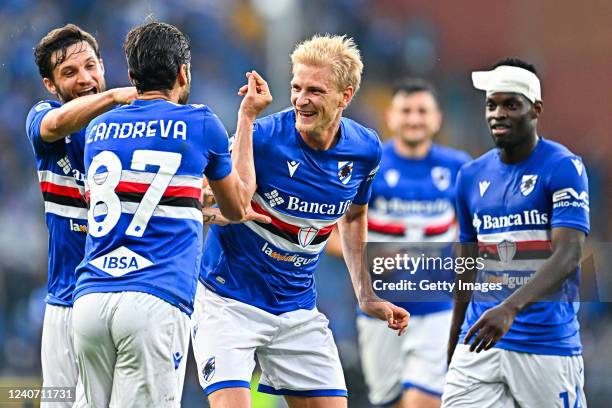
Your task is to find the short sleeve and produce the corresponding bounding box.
[455,168,477,242]
[25,100,61,155]
[352,136,382,205]
[549,156,590,234]
[203,113,232,181]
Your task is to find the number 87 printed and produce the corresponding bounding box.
[87,149,182,238]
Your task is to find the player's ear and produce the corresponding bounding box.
[533,100,543,118]
[42,77,58,97]
[178,64,188,87]
[339,86,354,108]
[99,58,105,75]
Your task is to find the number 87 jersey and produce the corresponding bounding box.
[75,99,232,315]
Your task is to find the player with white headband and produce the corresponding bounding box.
[443,58,589,408]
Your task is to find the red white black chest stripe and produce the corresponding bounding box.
[477,229,552,271]
[38,170,87,219]
[246,193,337,255]
[85,170,203,223]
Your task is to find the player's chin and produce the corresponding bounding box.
[295,121,315,134]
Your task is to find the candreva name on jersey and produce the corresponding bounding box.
[86,119,187,144]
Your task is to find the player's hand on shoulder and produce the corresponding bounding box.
[360,300,409,336]
[237,70,273,120]
[464,302,517,353]
[110,87,138,105]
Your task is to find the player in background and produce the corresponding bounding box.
[327,79,470,407]
[193,34,408,408]
[71,21,269,407]
[26,24,135,406]
[442,58,589,408]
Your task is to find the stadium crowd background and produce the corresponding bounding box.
[0,0,610,406]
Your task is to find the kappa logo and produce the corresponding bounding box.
[57,155,72,175]
[338,161,353,185]
[479,181,491,197]
[431,166,451,191]
[287,160,300,177]
[298,226,319,247]
[264,190,284,207]
[384,169,400,188]
[571,158,583,176]
[520,175,538,196]
[202,356,216,382]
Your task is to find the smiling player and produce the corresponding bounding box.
[193,34,408,408]
[443,58,589,408]
[27,24,135,406]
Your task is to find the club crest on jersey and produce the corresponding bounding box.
[298,226,319,248]
[431,166,451,191]
[520,175,538,196]
[497,240,516,263]
[202,356,215,382]
[338,161,353,185]
[384,169,400,188]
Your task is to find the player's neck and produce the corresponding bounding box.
[393,138,432,159]
[137,89,179,103]
[300,116,342,151]
[499,133,539,164]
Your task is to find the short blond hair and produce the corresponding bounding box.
[291,34,363,94]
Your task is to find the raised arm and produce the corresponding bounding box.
[208,71,272,221]
[40,87,136,143]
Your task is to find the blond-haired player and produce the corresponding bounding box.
[192,34,409,408]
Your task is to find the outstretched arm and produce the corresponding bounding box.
[39,87,137,142]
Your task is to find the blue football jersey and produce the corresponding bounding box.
[26,100,88,306]
[456,137,590,356]
[75,99,232,315]
[367,142,471,315]
[201,109,381,314]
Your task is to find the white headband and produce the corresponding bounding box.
[472,65,541,103]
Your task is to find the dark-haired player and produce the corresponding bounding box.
[71,21,269,406]
[329,79,470,408]
[442,58,589,408]
[26,24,135,406]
